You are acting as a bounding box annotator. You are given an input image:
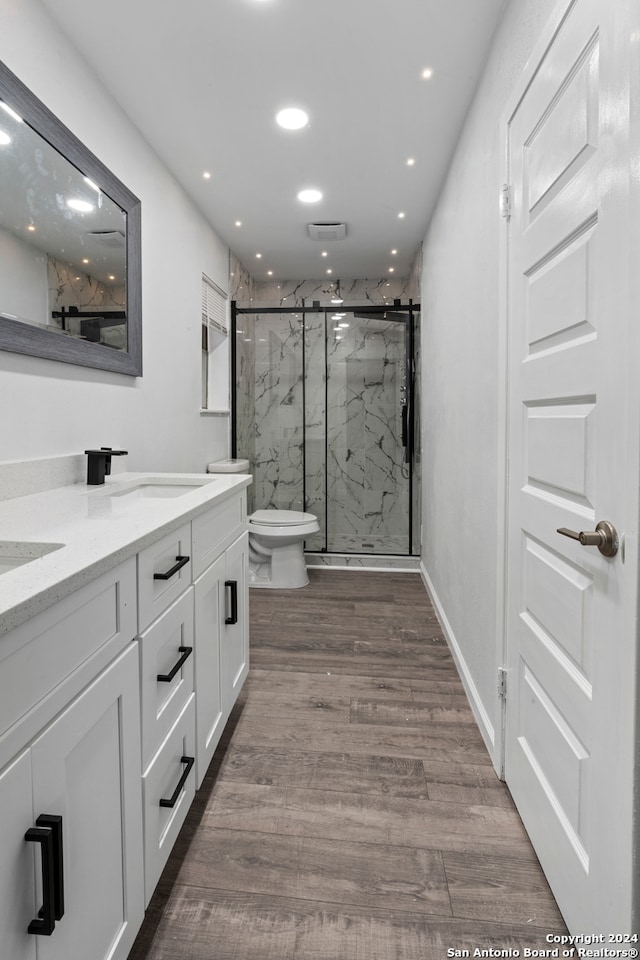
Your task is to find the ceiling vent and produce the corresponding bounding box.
[307,222,347,241]
[87,230,125,247]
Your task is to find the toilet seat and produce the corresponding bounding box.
[250,509,316,527]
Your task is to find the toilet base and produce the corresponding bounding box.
[249,540,309,589]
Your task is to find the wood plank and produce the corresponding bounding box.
[201,781,540,859]
[228,713,493,764]
[443,851,567,927]
[173,827,453,916]
[350,697,477,727]
[216,746,429,799]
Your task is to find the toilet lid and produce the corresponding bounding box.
[250,509,316,526]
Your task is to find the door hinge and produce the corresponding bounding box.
[501,184,512,220]
[498,667,507,699]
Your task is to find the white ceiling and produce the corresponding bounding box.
[40,0,507,283]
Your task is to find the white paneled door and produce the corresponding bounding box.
[504,0,639,934]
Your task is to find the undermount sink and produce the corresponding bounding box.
[0,541,64,576]
[102,477,216,501]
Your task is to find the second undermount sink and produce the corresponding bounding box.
[102,477,216,501]
[0,541,64,576]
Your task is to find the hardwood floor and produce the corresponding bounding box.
[128,570,567,960]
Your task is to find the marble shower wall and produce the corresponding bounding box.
[323,314,409,554]
[252,311,306,516]
[252,276,411,307]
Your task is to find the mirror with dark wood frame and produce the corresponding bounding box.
[0,60,142,376]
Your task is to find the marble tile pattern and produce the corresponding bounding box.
[47,255,126,347]
[229,252,255,302]
[252,276,412,308]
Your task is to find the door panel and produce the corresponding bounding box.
[505,0,637,932]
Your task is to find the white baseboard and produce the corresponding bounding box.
[419,561,499,771]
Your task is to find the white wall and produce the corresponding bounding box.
[0,228,48,324]
[0,0,231,473]
[420,0,559,767]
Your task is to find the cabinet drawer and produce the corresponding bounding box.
[142,694,196,905]
[137,523,192,631]
[191,493,246,578]
[139,588,194,769]
[0,558,136,767]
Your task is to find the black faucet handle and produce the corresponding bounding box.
[84,448,128,485]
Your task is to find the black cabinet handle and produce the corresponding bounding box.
[37,815,64,921]
[25,814,63,936]
[153,555,189,581]
[225,579,238,625]
[157,646,193,683]
[159,756,195,808]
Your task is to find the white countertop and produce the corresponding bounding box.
[0,472,251,638]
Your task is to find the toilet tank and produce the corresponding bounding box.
[206,458,250,474]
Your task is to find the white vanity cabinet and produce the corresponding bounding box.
[0,560,144,960]
[0,476,250,956]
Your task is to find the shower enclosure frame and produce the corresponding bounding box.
[231,299,419,557]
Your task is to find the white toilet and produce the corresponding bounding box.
[206,459,319,589]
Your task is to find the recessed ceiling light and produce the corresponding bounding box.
[267,270,273,276]
[108,275,116,281]
[0,102,22,123]
[407,158,416,166]
[398,211,406,219]
[82,258,89,264]
[203,171,212,179]
[27,224,36,232]
[298,188,323,203]
[421,67,433,79]
[0,130,11,145]
[235,220,242,227]
[276,107,309,130]
[256,253,262,258]
[389,267,395,273]
[326,268,333,275]
[391,249,397,255]
[67,198,94,213]
[321,251,328,258]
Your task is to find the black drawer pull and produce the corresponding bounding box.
[25,815,64,935]
[153,555,189,581]
[159,755,195,808]
[157,646,193,683]
[225,579,238,625]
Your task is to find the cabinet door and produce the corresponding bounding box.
[193,554,224,787]
[30,644,144,960]
[221,532,249,716]
[0,750,36,960]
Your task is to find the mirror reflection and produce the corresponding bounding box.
[0,99,128,349]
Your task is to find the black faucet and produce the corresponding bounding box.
[84,447,128,485]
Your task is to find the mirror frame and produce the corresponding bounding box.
[0,61,142,376]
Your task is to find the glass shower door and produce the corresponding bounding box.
[324,311,410,554]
